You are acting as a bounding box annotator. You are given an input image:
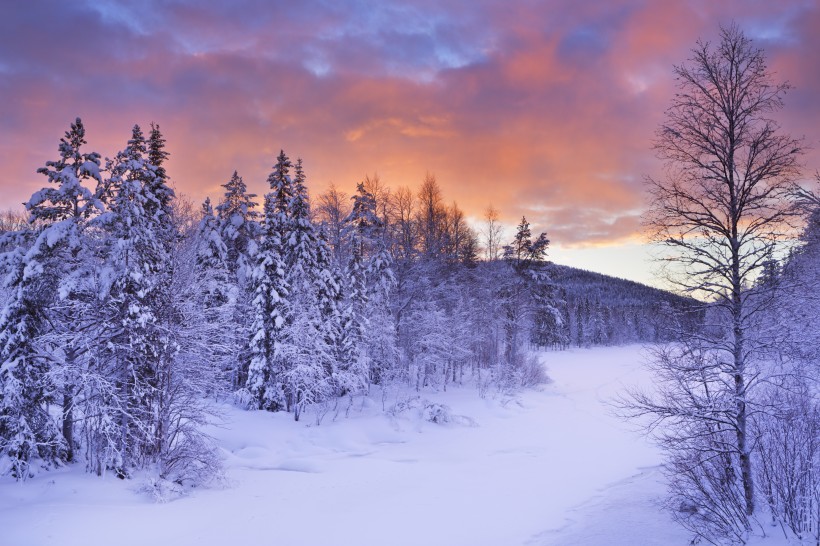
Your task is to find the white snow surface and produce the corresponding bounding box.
[0,346,699,545]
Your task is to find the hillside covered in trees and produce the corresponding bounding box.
[548,265,700,348]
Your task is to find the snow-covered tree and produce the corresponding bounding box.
[196,198,233,308]
[499,216,552,368]
[364,247,398,385]
[245,158,291,411]
[97,124,174,474]
[0,118,107,477]
[28,117,106,463]
[280,158,342,412]
[216,170,259,281]
[146,122,175,242]
[0,239,66,478]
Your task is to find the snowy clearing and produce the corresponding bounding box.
[1,346,693,546]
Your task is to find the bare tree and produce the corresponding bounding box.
[483,205,503,261]
[392,185,416,261]
[315,183,351,268]
[416,173,446,258]
[442,202,478,265]
[0,208,28,235]
[362,173,392,224]
[635,23,804,540]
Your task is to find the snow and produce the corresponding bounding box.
[0,346,695,545]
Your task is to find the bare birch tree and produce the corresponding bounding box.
[634,23,803,541]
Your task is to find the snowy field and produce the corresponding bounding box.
[0,346,693,546]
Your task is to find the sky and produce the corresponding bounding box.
[1,0,819,285]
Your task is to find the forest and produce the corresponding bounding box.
[1,117,685,486]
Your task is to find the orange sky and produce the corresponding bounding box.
[2,0,819,284]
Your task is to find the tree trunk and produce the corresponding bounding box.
[62,386,74,463]
[730,167,754,517]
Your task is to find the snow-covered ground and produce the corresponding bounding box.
[0,345,693,546]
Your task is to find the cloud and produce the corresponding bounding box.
[1,0,818,250]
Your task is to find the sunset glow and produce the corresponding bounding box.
[2,0,818,284]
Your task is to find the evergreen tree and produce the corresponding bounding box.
[26,117,105,464]
[196,198,233,308]
[0,240,66,478]
[99,125,171,474]
[146,122,175,240]
[280,158,339,413]
[364,246,398,385]
[500,217,553,367]
[246,189,290,411]
[30,117,104,224]
[338,236,368,392]
[246,151,301,412]
[215,171,260,389]
[216,170,259,281]
[266,150,293,248]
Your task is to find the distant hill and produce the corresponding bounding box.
[549,263,693,307]
[542,263,701,348]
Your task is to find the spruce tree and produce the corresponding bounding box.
[196,198,232,308]
[146,122,175,239]
[281,158,337,415]
[26,117,105,464]
[364,246,398,385]
[100,125,170,474]
[0,242,66,479]
[216,170,259,280]
[0,118,104,475]
[246,190,290,411]
[246,152,295,411]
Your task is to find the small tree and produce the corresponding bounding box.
[499,216,550,368]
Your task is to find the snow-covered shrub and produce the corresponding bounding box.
[137,476,185,503]
[496,354,551,394]
[517,354,551,388]
[386,395,422,417]
[755,385,820,544]
[663,426,752,545]
[422,402,452,424]
[158,427,223,490]
[232,387,255,409]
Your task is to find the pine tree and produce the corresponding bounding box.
[337,182,385,392]
[30,117,104,224]
[25,117,105,464]
[280,158,336,414]
[196,198,232,308]
[266,150,293,249]
[246,151,296,411]
[338,237,368,393]
[499,217,553,367]
[215,171,260,390]
[364,246,398,385]
[146,122,175,240]
[246,191,290,411]
[0,241,66,479]
[216,170,259,281]
[0,118,104,475]
[99,124,171,474]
